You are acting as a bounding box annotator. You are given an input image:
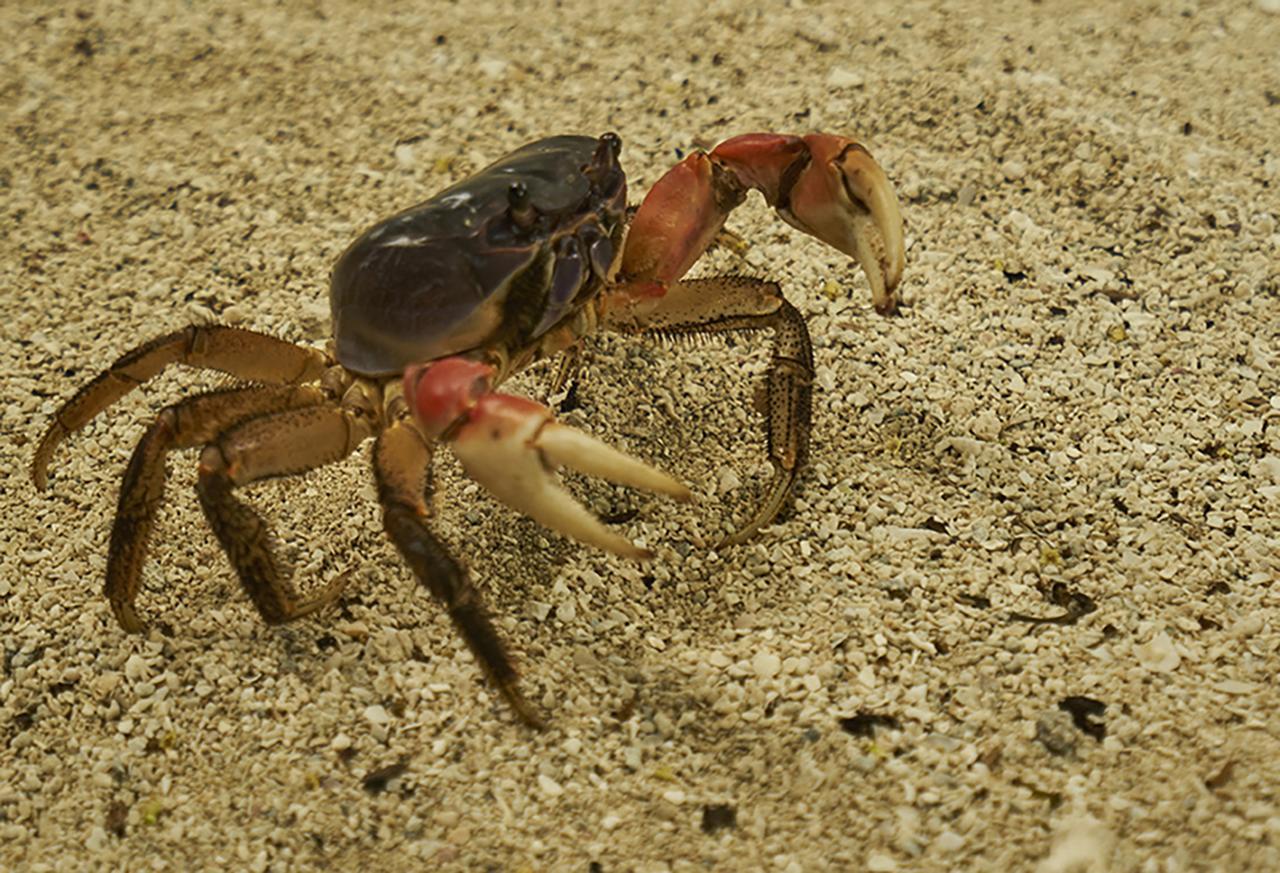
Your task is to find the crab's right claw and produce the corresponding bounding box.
[407,358,690,559]
[712,133,906,314]
[791,134,905,315]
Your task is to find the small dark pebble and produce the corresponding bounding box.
[921,516,950,535]
[1059,696,1107,741]
[362,760,411,794]
[839,712,901,738]
[105,800,129,838]
[701,804,737,833]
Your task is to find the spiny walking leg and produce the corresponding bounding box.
[195,393,375,624]
[374,409,544,728]
[32,325,328,489]
[108,384,330,631]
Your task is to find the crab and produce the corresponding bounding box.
[31,131,904,727]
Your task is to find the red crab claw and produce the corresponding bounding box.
[711,133,906,314]
[618,133,904,315]
[407,358,691,558]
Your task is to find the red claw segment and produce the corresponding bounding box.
[620,152,742,286]
[703,133,808,202]
[713,133,906,315]
[404,357,495,439]
[407,356,691,558]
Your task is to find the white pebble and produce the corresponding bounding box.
[717,466,742,495]
[752,650,781,679]
[1134,631,1180,673]
[826,67,864,88]
[363,704,391,725]
[1214,680,1256,695]
[935,830,965,852]
[1230,614,1264,638]
[477,58,508,78]
[866,852,897,871]
[124,654,148,682]
[93,673,121,698]
[538,774,564,797]
[1001,159,1026,181]
[85,826,108,852]
[1037,816,1115,873]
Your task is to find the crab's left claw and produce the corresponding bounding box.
[711,133,906,314]
[407,359,691,559]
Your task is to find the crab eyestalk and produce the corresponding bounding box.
[710,133,905,314]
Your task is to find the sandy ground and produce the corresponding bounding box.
[4,1,1279,870]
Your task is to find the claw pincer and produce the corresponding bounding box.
[406,357,690,560]
[619,132,905,314]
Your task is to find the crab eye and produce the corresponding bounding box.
[507,182,536,230]
[587,133,623,194]
[598,131,621,158]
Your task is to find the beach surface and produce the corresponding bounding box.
[3,1,1279,869]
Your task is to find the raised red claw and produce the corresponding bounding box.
[620,152,735,285]
[619,131,905,315]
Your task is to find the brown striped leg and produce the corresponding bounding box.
[105,384,331,632]
[544,344,582,401]
[602,276,814,545]
[32,325,330,489]
[195,400,375,625]
[373,414,544,728]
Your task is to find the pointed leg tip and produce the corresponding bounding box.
[113,606,146,634]
[30,452,54,492]
[498,682,549,730]
[874,297,900,317]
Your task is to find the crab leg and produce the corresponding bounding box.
[614,131,904,315]
[31,325,330,490]
[195,389,376,624]
[405,358,691,559]
[374,410,543,728]
[601,276,813,544]
[107,384,330,631]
